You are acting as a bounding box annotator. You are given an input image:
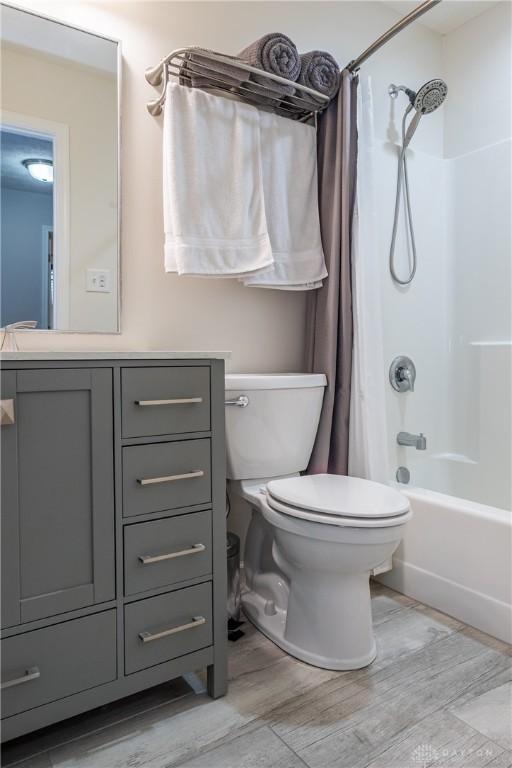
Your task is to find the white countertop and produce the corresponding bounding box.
[0,350,231,361]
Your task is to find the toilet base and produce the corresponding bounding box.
[241,589,377,671]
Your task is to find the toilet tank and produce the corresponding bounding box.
[225,373,327,480]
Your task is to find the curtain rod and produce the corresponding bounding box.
[346,0,442,73]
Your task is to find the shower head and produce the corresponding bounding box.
[412,79,448,114]
[389,79,448,113]
[389,78,448,147]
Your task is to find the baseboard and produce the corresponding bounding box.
[377,558,512,645]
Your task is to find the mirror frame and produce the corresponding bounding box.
[1,2,122,334]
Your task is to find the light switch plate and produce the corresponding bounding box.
[86,269,111,293]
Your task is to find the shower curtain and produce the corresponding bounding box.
[306,72,388,480]
[348,77,389,482]
[306,69,358,475]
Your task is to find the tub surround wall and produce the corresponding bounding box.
[376,138,450,488]
[442,2,511,510]
[381,1,511,511]
[376,3,511,646]
[442,1,511,158]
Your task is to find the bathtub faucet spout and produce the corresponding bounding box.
[397,431,427,450]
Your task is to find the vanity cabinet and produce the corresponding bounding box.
[0,356,227,742]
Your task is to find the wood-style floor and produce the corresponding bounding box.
[3,583,511,768]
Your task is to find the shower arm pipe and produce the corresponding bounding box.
[346,0,442,73]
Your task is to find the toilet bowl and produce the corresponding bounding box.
[225,374,411,670]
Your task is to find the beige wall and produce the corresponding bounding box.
[1,44,118,331]
[7,0,442,375]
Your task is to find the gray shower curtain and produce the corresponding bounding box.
[306,69,358,475]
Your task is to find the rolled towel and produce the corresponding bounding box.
[179,48,248,90]
[296,50,340,101]
[238,32,300,96]
[178,42,295,110]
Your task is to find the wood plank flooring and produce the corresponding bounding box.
[3,583,511,768]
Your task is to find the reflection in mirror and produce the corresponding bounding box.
[0,4,120,333]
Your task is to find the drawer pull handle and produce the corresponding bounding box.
[135,398,203,406]
[137,469,204,486]
[139,615,206,643]
[139,543,206,564]
[1,666,40,690]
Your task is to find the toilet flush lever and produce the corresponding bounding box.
[225,395,249,408]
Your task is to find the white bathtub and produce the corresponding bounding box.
[377,487,512,644]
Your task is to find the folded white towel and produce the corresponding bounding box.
[242,110,327,290]
[163,82,273,277]
[244,280,324,291]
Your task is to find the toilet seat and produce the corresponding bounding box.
[266,474,411,528]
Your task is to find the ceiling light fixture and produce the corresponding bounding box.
[22,158,53,183]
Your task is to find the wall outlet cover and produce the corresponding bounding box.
[86,269,111,293]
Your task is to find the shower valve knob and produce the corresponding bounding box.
[389,356,416,393]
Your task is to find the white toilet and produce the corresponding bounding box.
[225,373,411,670]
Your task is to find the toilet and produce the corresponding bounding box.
[225,373,411,670]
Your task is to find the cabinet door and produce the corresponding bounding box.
[1,368,115,627]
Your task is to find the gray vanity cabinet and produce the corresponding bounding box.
[1,368,115,628]
[0,357,227,742]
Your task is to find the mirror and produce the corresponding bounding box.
[0,4,120,333]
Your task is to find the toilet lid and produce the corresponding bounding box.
[265,493,412,528]
[266,474,409,520]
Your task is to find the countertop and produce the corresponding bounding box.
[0,350,231,361]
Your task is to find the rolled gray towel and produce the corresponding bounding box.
[296,50,340,100]
[238,32,300,96]
[178,48,292,110]
[179,48,248,89]
[177,36,304,111]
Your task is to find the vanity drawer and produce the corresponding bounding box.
[1,610,116,719]
[124,583,212,674]
[124,511,212,596]
[122,439,211,518]
[121,367,210,438]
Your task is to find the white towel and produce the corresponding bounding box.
[163,82,273,277]
[242,110,327,290]
[249,280,324,291]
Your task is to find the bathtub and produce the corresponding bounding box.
[377,486,512,644]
